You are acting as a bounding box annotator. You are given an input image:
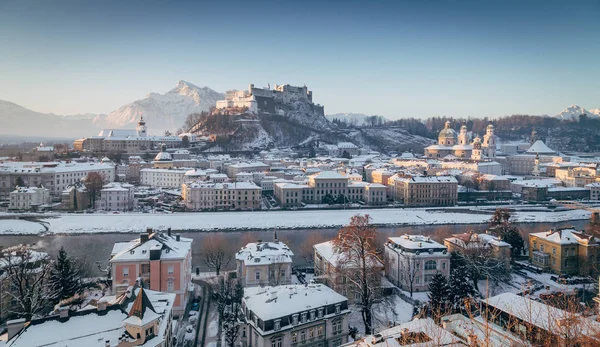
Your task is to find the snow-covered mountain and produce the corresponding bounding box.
[555,104,600,121]
[326,113,388,126]
[0,100,106,139]
[103,80,223,134]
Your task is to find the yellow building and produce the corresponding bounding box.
[529,228,600,275]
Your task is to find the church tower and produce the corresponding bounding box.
[530,127,538,146]
[471,136,482,161]
[532,153,540,177]
[482,123,496,158]
[136,116,147,137]
[458,123,469,145]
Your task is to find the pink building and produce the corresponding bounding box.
[110,228,192,317]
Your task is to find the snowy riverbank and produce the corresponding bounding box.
[0,207,591,235]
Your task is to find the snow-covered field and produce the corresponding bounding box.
[0,207,590,235]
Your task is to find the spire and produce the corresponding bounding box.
[128,287,156,320]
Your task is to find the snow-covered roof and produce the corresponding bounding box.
[235,240,293,266]
[243,284,348,321]
[337,142,359,149]
[347,317,463,346]
[526,140,556,155]
[388,235,447,251]
[393,175,457,184]
[530,228,594,245]
[445,232,511,250]
[310,171,347,179]
[485,292,600,336]
[314,240,344,267]
[110,231,192,262]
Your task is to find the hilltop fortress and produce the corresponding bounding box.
[216,84,323,115]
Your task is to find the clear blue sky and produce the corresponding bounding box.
[1,0,599,119]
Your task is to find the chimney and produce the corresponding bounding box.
[140,233,148,243]
[147,227,153,235]
[105,340,111,347]
[168,228,172,237]
[59,307,69,319]
[7,318,26,340]
[176,234,180,242]
[98,300,108,311]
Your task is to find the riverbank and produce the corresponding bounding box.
[0,206,590,235]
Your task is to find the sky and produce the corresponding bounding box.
[1,0,599,119]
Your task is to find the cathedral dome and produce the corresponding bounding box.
[438,121,457,139]
[154,144,172,162]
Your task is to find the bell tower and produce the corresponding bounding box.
[137,116,147,137]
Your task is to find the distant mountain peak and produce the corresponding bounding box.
[555,104,598,121]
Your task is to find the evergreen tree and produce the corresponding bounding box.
[72,188,78,210]
[362,167,367,182]
[449,267,477,311]
[48,247,83,304]
[15,176,25,188]
[489,208,525,257]
[427,273,450,317]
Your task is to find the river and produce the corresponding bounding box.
[0,220,589,276]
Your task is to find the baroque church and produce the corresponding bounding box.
[424,121,497,160]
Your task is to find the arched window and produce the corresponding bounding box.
[424,260,437,270]
[167,278,174,292]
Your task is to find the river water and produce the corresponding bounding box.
[0,220,588,276]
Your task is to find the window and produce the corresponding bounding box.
[292,314,299,325]
[318,325,324,336]
[271,337,282,347]
[292,332,298,343]
[540,244,545,252]
[335,304,341,314]
[280,270,286,278]
[333,320,342,334]
[310,310,316,320]
[168,265,174,274]
[309,327,315,338]
[301,312,307,322]
[424,260,437,270]
[317,308,323,318]
[167,279,174,292]
[442,262,446,270]
[552,248,556,255]
[301,330,306,341]
[274,319,281,331]
[122,267,129,277]
[255,272,261,280]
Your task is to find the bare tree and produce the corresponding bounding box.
[1,245,52,320]
[398,254,420,298]
[213,275,244,347]
[84,171,104,209]
[451,249,510,293]
[201,235,231,276]
[333,214,383,334]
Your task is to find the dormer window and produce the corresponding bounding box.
[292,314,299,325]
[310,310,316,320]
[301,312,307,323]
[318,308,323,318]
[335,304,341,314]
[274,319,281,331]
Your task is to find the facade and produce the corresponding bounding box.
[110,229,192,316]
[225,162,270,178]
[391,175,458,206]
[424,122,497,160]
[241,284,350,347]
[529,228,600,275]
[8,186,50,210]
[4,286,175,347]
[60,183,89,210]
[0,161,115,200]
[140,168,187,188]
[235,240,293,287]
[182,181,262,211]
[586,182,600,200]
[555,166,597,187]
[384,235,451,292]
[99,182,135,212]
[73,116,182,153]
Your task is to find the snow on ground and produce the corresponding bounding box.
[0,219,46,234]
[0,207,590,234]
[349,295,415,334]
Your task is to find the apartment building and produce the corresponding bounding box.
[235,240,293,287]
[529,228,600,275]
[391,175,458,207]
[384,235,451,292]
[99,182,135,212]
[139,168,188,188]
[8,186,50,210]
[241,284,350,347]
[182,181,261,211]
[444,231,511,269]
[110,229,192,316]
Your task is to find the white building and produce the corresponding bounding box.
[140,168,188,188]
[235,240,293,287]
[225,162,270,178]
[99,182,135,212]
[384,235,451,292]
[391,175,458,206]
[181,181,262,211]
[9,186,51,210]
[0,161,115,200]
[586,182,600,200]
[241,284,350,347]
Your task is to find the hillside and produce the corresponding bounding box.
[103,80,223,134]
[0,100,105,139]
[326,113,388,126]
